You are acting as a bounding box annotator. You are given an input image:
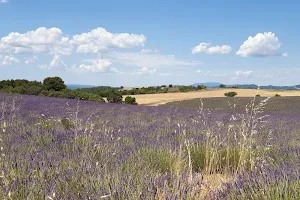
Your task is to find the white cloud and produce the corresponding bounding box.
[1,56,20,66]
[25,56,38,64]
[108,51,201,69]
[141,49,158,54]
[196,69,202,73]
[68,59,118,73]
[130,67,156,75]
[160,73,172,76]
[235,70,253,77]
[0,0,8,3]
[72,27,146,54]
[233,70,253,80]
[236,32,287,57]
[0,27,73,55]
[159,72,184,77]
[39,55,67,70]
[192,42,232,54]
[0,27,147,56]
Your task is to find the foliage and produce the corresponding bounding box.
[220,84,239,89]
[224,91,238,97]
[77,86,119,97]
[43,77,67,91]
[220,84,226,88]
[0,78,105,102]
[107,91,123,103]
[124,96,138,105]
[275,93,281,97]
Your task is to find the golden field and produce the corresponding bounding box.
[124,88,300,106]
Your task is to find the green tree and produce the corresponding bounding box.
[107,91,123,103]
[124,96,138,105]
[43,77,66,91]
[220,84,226,88]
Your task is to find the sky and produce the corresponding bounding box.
[0,0,300,87]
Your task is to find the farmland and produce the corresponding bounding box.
[124,88,300,106]
[1,93,300,199]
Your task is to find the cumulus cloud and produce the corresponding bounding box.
[68,60,118,73]
[25,56,38,64]
[0,27,146,56]
[192,42,232,54]
[0,27,73,55]
[1,56,19,65]
[130,67,156,75]
[108,51,201,69]
[236,32,287,57]
[0,0,8,3]
[196,69,202,73]
[72,28,146,54]
[39,55,67,70]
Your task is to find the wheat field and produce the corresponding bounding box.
[124,88,300,105]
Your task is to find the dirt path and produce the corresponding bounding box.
[124,89,300,106]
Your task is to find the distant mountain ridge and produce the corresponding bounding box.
[193,82,223,88]
[67,84,97,90]
[193,82,300,90]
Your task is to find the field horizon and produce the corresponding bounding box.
[124,88,300,106]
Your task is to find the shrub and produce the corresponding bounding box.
[107,91,123,103]
[224,91,237,97]
[256,94,261,97]
[43,77,66,91]
[124,96,138,105]
[275,94,281,97]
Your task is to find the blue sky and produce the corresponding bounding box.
[0,0,299,86]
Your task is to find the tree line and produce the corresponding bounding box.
[0,77,139,104]
[0,77,209,105]
[0,77,107,102]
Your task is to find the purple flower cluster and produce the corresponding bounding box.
[0,93,300,199]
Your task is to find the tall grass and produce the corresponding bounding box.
[188,97,271,175]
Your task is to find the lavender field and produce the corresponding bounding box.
[1,93,300,199]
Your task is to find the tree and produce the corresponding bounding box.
[124,96,138,105]
[169,84,173,88]
[219,84,226,88]
[107,91,123,103]
[224,91,237,97]
[197,85,206,90]
[43,77,66,91]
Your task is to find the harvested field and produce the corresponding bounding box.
[124,88,300,106]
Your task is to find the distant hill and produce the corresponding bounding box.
[67,84,97,90]
[230,84,258,89]
[193,82,222,88]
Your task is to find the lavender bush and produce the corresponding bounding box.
[0,93,300,199]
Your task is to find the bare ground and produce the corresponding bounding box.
[124,88,300,106]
